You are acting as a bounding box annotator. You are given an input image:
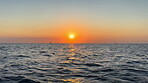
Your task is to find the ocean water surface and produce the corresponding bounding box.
[0,43,148,83]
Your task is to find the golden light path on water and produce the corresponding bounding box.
[58,44,86,83]
[47,44,94,83]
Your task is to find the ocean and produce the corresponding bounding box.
[0,43,148,83]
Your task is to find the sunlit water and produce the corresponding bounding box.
[0,43,148,83]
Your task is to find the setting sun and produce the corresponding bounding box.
[69,34,75,39]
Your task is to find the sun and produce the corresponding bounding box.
[69,34,75,39]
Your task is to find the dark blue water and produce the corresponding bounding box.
[0,43,148,83]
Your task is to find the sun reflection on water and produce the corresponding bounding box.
[62,78,83,83]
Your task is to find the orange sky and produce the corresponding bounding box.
[0,19,148,43]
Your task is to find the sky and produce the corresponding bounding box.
[0,0,148,43]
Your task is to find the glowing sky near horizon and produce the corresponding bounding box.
[0,0,148,43]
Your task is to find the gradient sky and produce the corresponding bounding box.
[0,0,148,43]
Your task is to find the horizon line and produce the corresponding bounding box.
[0,42,148,44]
